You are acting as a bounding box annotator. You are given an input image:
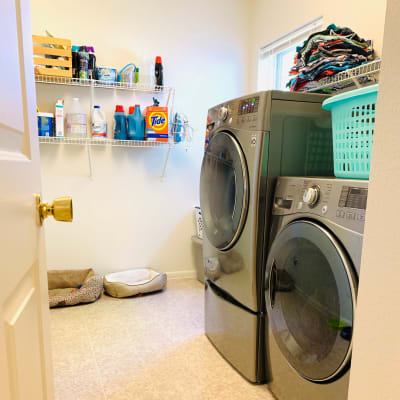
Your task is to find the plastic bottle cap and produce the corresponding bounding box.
[72,45,80,52]
[94,105,100,109]
[88,46,95,53]
[129,106,135,114]
[155,56,162,64]
[115,105,124,112]
[135,104,140,108]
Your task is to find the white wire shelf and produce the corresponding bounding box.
[38,136,180,179]
[35,74,172,94]
[304,59,381,93]
[38,136,177,147]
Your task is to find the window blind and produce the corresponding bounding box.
[260,16,323,59]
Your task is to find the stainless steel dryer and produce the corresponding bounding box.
[200,91,333,383]
[265,176,368,399]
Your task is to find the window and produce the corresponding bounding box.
[257,16,323,91]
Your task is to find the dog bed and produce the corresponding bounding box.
[48,269,103,308]
[104,268,167,298]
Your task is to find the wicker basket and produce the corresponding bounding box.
[32,35,72,78]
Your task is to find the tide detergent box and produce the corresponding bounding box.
[146,106,169,141]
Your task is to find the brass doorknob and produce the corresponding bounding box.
[36,194,73,225]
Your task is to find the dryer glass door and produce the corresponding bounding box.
[200,131,249,250]
[266,220,357,382]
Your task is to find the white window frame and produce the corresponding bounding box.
[257,16,324,91]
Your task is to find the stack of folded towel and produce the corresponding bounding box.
[287,24,374,92]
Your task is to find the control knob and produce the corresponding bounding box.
[303,185,320,207]
[218,106,229,121]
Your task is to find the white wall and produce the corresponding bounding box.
[348,1,400,398]
[31,0,252,276]
[249,0,387,91]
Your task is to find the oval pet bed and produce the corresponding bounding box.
[104,268,167,298]
[48,268,103,308]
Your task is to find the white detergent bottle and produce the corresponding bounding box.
[91,105,107,139]
[66,97,87,138]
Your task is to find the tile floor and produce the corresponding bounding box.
[50,278,274,400]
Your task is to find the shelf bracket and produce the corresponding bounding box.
[160,145,172,180]
[87,142,94,179]
[350,71,362,89]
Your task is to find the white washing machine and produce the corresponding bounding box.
[265,176,368,399]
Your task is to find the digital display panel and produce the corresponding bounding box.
[238,96,259,115]
[339,187,368,210]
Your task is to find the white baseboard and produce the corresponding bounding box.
[166,270,197,280]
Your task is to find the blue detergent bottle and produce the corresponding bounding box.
[114,105,127,140]
[128,104,145,140]
[127,106,136,140]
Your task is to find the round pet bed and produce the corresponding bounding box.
[48,268,103,308]
[104,268,167,298]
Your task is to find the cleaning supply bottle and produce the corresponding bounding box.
[87,47,96,80]
[155,56,163,86]
[55,99,64,137]
[134,67,139,83]
[78,46,89,80]
[66,97,87,138]
[128,105,145,140]
[91,105,107,139]
[113,105,127,140]
[71,46,80,78]
[134,105,145,140]
[127,106,136,140]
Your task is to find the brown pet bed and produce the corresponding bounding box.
[48,269,103,308]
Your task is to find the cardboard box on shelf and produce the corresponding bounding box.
[146,106,168,142]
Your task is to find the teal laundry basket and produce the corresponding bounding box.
[322,84,378,179]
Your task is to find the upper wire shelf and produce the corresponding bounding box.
[34,74,172,93]
[303,59,381,93]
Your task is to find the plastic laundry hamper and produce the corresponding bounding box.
[322,84,378,179]
[191,235,204,283]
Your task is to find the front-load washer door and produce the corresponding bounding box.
[265,220,357,383]
[200,131,249,251]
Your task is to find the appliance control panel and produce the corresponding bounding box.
[238,96,260,115]
[273,177,369,234]
[208,92,268,132]
[338,186,368,210]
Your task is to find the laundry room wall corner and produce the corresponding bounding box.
[30,0,253,276]
[348,1,400,398]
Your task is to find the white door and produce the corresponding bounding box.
[0,0,54,398]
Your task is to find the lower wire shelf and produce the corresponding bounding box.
[38,136,179,179]
[38,136,176,148]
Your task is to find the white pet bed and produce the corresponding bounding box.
[104,268,167,298]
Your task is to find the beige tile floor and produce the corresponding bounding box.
[50,278,275,400]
